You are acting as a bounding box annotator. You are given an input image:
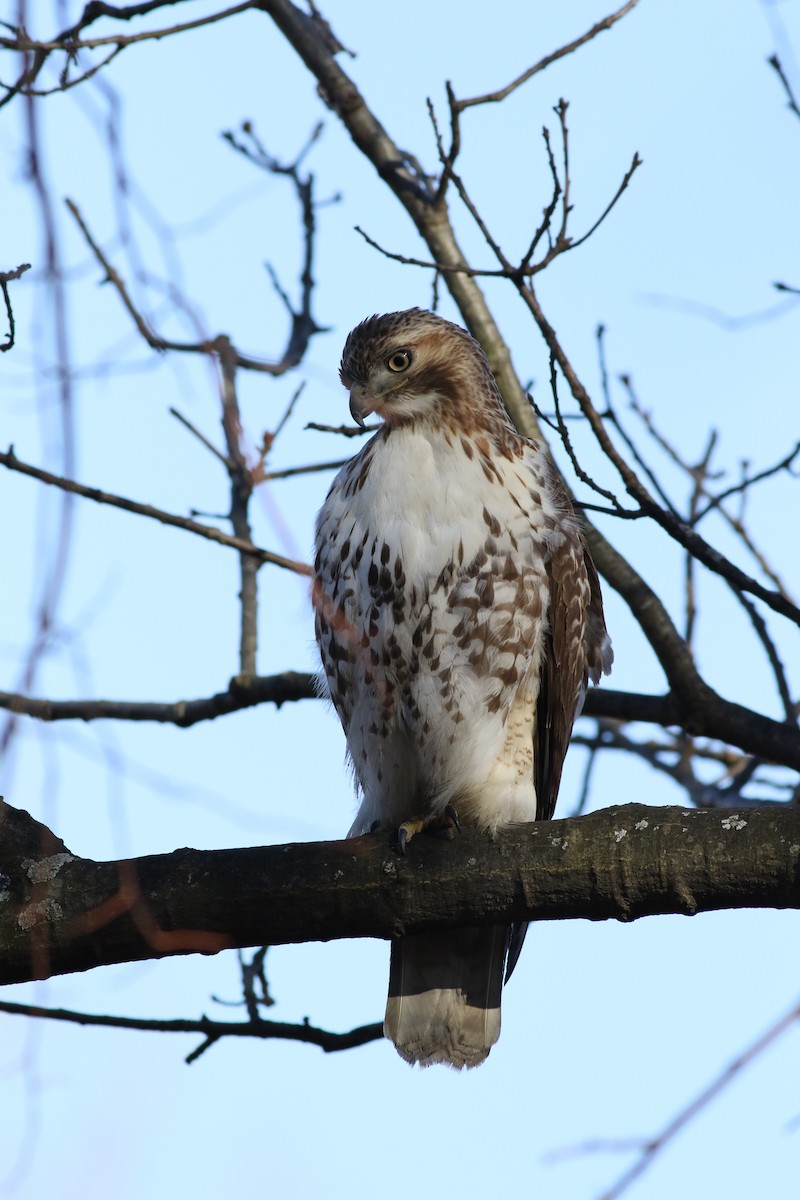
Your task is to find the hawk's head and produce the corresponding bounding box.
[339,308,502,431]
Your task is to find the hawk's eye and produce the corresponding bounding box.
[386,349,412,373]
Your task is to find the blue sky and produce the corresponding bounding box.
[2,2,800,1197]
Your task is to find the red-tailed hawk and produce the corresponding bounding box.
[313,308,612,1068]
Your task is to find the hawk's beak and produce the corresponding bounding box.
[349,385,377,429]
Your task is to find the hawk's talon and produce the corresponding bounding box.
[395,809,460,853]
[444,803,461,833]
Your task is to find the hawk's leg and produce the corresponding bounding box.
[396,803,461,855]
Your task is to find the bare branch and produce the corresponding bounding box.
[263,458,347,481]
[0,999,383,1062]
[305,421,377,438]
[66,196,322,375]
[0,5,261,108]
[454,0,642,110]
[3,802,800,987]
[0,447,312,576]
[0,671,316,726]
[546,354,629,511]
[626,392,798,604]
[557,151,642,259]
[216,336,259,674]
[169,407,229,467]
[596,999,800,1200]
[518,287,800,627]
[0,261,31,351]
[768,53,800,122]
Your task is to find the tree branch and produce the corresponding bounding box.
[0,446,311,576]
[0,680,797,774]
[0,671,317,725]
[2,801,799,987]
[454,0,642,110]
[0,999,383,1061]
[0,261,31,351]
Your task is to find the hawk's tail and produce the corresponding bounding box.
[384,925,509,1069]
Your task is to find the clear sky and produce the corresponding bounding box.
[2,2,800,1198]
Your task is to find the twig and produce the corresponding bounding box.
[0,447,312,576]
[546,354,626,510]
[454,0,642,110]
[520,120,564,269]
[768,54,800,121]
[263,458,347,481]
[353,225,501,277]
[596,999,800,1200]
[0,262,31,351]
[558,152,642,260]
[305,421,377,438]
[169,407,229,466]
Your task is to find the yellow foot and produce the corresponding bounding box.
[396,803,461,855]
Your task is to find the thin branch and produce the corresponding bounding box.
[546,354,627,510]
[0,671,316,726]
[520,120,563,269]
[597,999,800,1200]
[263,458,347,481]
[1,677,798,780]
[270,382,305,446]
[768,54,800,121]
[618,392,797,712]
[517,287,800,627]
[169,406,229,467]
[65,197,319,375]
[626,393,797,603]
[353,224,503,277]
[221,120,328,370]
[0,262,31,351]
[454,0,642,110]
[696,441,800,526]
[0,4,260,109]
[0,447,312,576]
[555,152,642,261]
[216,336,259,674]
[0,999,383,1062]
[305,421,377,438]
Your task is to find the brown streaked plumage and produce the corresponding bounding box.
[314,308,612,1068]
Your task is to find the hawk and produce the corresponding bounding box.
[313,308,612,1068]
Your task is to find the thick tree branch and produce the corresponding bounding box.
[2,800,799,987]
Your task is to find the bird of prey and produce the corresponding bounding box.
[313,308,612,1068]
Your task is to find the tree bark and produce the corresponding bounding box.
[1,797,798,987]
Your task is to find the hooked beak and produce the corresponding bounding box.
[349,384,377,428]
